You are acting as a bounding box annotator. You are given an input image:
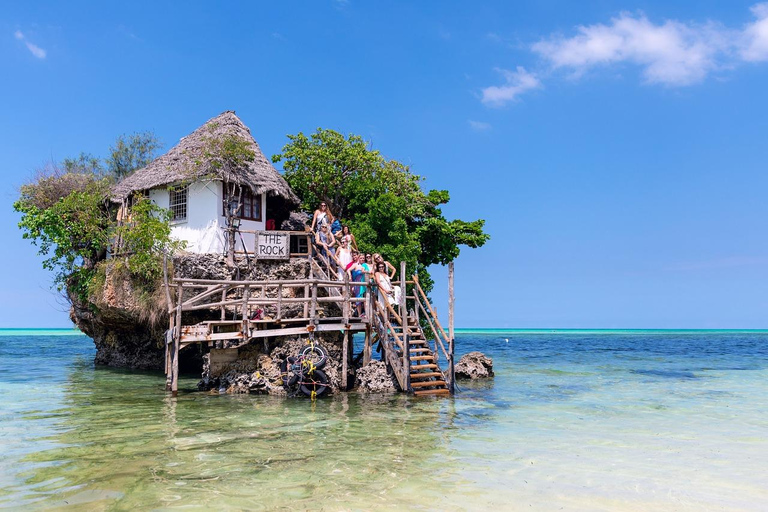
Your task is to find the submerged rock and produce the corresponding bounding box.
[455,351,494,380]
[354,360,399,393]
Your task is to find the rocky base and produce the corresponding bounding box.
[455,351,494,380]
[354,360,400,393]
[197,335,349,396]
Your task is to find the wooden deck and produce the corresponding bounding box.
[163,236,456,398]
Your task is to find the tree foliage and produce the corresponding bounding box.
[14,173,112,290]
[113,197,185,283]
[107,132,162,180]
[14,132,176,300]
[273,128,489,291]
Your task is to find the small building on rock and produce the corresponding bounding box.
[112,111,300,254]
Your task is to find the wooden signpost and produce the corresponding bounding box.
[254,231,290,260]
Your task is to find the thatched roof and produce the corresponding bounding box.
[111,111,299,207]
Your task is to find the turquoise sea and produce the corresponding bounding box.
[1,329,766,511]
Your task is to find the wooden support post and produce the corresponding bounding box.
[363,324,372,366]
[277,284,283,322]
[400,261,410,392]
[220,287,227,320]
[172,283,182,397]
[163,254,173,383]
[448,260,455,395]
[241,285,250,336]
[342,272,350,324]
[342,330,349,390]
[303,283,309,318]
[310,281,318,323]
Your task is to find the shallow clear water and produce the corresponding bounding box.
[1,330,767,511]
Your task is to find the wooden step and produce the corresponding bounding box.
[410,354,435,361]
[410,363,438,370]
[414,389,452,397]
[408,340,427,346]
[410,380,447,388]
[409,348,431,353]
[410,372,443,379]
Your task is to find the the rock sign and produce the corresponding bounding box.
[255,231,290,260]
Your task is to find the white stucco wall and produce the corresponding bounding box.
[148,181,266,254]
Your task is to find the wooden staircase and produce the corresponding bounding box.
[309,238,454,397]
[371,300,452,397]
[400,321,451,396]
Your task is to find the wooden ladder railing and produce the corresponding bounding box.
[367,263,453,396]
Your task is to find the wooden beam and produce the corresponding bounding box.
[342,330,349,390]
[363,324,372,366]
[172,283,182,397]
[448,260,455,395]
[400,260,411,393]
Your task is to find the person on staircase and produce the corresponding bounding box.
[310,202,334,232]
[373,254,397,279]
[336,237,353,280]
[340,225,358,251]
[374,262,401,308]
[347,252,370,317]
[315,224,336,265]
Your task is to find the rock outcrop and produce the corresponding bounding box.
[354,360,399,393]
[455,351,494,380]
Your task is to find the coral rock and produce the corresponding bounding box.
[455,351,494,380]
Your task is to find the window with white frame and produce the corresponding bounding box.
[169,186,188,221]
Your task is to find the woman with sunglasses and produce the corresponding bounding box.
[310,202,334,232]
[373,253,397,279]
[374,261,401,308]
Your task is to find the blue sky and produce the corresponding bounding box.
[2,1,768,328]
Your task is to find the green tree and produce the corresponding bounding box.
[106,131,161,179]
[273,128,489,292]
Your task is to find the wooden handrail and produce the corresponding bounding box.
[415,296,450,361]
[412,275,451,342]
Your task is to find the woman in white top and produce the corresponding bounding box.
[310,202,333,232]
[336,238,353,279]
[374,262,401,307]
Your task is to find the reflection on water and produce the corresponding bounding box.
[1,332,767,511]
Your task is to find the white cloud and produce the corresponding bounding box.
[468,120,492,131]
[480,3,768,105]
[480,66,541,107]
[742,3,768,61]
[14,29,47,59]
[532,13,725,85]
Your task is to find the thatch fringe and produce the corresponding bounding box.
[111,111,299,208]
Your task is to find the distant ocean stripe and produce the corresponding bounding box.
[0,328,83,336]
[453,328,768,334]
